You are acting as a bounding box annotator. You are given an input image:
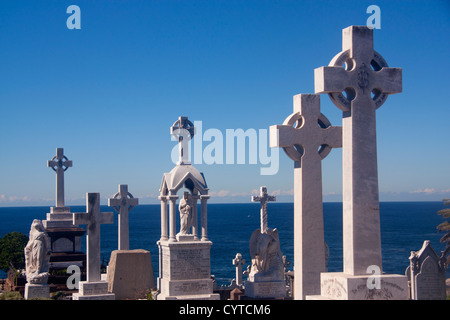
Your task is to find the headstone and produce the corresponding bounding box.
[245,187,285,299]
[307,25,408,300]
[43,148,86,270]
[156,117,219,300]
[72,193,115,300]
[232,253,246,287]
[24,220,51,299]
[108,184,139,250]
[407,240,447,300]
[270,94,341,299]
[107,249,155,300]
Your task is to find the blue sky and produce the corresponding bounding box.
[0,0,449,206]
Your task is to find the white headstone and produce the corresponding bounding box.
[47,148,72,212]
[108,184,139,250]
[307,26,408,300]
[232,253,246,287]
[72,193,115,300]
[315,26,401,275]
[270,94,341,299]
[252,186,276,234]
[408,240,447,300]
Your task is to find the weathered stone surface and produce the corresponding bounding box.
[107,249,155,300]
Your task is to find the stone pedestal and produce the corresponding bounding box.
[244,280,285,299]
[72,281,115,300]
[24,283,50,300]
[107,249,155,300]
[43,207,86,270]
[156,240,219,300]
[306,272,408,300]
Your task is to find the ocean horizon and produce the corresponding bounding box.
[0,201,448,285]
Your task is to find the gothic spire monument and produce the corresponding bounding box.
[156,116,219,300]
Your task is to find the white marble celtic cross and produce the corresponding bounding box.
[232,253,246,287]
[47,148,72,209]
[73,193,114,282]
[269,93,342,299]
[171,116,195,165]
[315,26,402,276]
[251,186,276,234]
[108,184,139,250]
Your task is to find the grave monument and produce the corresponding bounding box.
[270,94,341,299]
[72,193,115,300]
[156,116,219,300]
[108,184,139,250]
[308,25,408,299]
[43,148,86,271]
[245,186,285,299]
[24,219,51,299]
[407,240,447,300]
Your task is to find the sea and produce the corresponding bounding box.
[0,202,448,285]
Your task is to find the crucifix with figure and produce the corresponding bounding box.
[251,186,276,234]
[270,93,342,300]
[108,184,139,250]
[47,148,72,212]
[315,26,402,277]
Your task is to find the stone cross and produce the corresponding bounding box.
[315,26,402,276]
[171,116,195,165]
[269,93,342,299]
[251,186,276,234]
[108,184,139,250]
[73,193,114,282]
[232,253,246,287]
[47,148,72,209]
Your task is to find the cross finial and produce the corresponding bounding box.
[251,186,276,233]
[170,116,195,165]
[47,148,73,208]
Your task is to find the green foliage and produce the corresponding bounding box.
[0,231,28,272]
[0,291,23,300]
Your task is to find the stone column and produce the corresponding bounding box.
[168,195,178,242]
[159,196,168,241]
[200,195,209,241]
[192,194,199,240]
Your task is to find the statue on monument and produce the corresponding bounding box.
[248,227,284,281]
[24,219,51,284]
[178,191,194,235]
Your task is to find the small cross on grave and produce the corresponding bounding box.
[251,186,276,234]
[108,184,139,250]
[47,148,72,211]
[232,253,246,287]
[73,193,114,282]
[171,116,195,165]
[315,26,402,276]
[269,93,342,299]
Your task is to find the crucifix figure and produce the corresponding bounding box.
[251,186,276,234]
[315,26,402,276]
[270,93,342,299]
[108,185,139,250]
[73,193,114,282]
[47,148,72,210]
[171,116,195,165]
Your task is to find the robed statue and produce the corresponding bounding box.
[24,219,51,284]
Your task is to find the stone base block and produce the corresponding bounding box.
[156,292,220,300]
[24,283,50,300]
[107,249,156,300]
[244,280,285,299]
[159,278,215,297]
[72,281,115,300]
[306,272,408,300]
